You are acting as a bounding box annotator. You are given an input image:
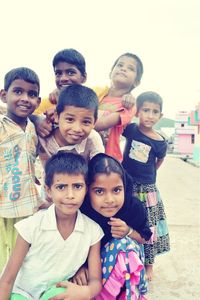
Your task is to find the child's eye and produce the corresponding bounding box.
[66,117,74,123]
[14,88,22,95]
[94,188,103,195]
[113,187,122,193]
[128,66,136,72]
[83,120,92,126]
[67,70,76,76]
[28,91,38,98]
[55,71,62,77]
[116,63,123,68]
[73,183,84,190]
[56,184,65,190]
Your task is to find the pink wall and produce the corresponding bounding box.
[177,134,193,154]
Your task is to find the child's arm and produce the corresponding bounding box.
[0,235,30,300]
[30,114,53,137]
[108,217,146,244]
[156,157,165,169]
[95,112,121,131]
[50,242,102,300]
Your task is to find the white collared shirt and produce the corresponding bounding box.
[13,204,104,299]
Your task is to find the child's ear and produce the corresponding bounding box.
[36,97,41,107]
[81,73,87,84]
[45,185,51,198]
[159,113,163,119]
[0,89,7,103]
[54,110,59,123]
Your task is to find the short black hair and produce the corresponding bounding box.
[52,48,86,76]
[136,91,163,112]
[4,67,40,92]
[56,85,99,121]
[111,52,143,83]
[45,152,88,187]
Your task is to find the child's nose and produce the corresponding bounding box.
[66,187,74,198]
[72,122,82,132]
[105,193,114,204]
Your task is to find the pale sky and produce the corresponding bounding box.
[0,0,199,119]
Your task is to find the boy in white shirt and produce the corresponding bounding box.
[0,152,103,300]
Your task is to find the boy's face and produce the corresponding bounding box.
[136,101,163,128]
[54,62,86,90]
[55,105,95,146]
[46,172,87,218]
[110,56,140,89]
[1,79,40,123]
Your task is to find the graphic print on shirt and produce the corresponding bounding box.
[129,140,151,163]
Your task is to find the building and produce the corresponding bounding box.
[174,111,197,156]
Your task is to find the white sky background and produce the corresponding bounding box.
[0,0,199,119]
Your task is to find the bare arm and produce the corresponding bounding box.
[0,235,30,300]
[95,112,121,131]
[50,242,102,300]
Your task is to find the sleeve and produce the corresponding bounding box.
[14,211,42,244]
[122,123,133,138]
[88,129,105,159]
[156,140,167,159]
[129,197,152,241]
[89,219,104,246]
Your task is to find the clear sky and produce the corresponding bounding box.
[0,0,199,119]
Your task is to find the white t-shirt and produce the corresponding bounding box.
[12,204,104,300]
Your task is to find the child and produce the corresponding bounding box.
[34,51,138,144]
[94,52,143,161]
[57,153,152,300]
[122,91,170,280]
[38,84,104,166]
[32,48,87,137]
[0,67,43,272]
[0,152,104,300]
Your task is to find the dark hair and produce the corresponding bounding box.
[52,48,86,76]
[56,84,99,121]
[88,153,124,186]
[111,52,143,83]
[4,67,40,92]
[136,91,163,112]
[45,152,88,187]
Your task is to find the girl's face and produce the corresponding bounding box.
[110,56,139,89]
[89,172,124,217]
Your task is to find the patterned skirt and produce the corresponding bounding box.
[133,182,170,264]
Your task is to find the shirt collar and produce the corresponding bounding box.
[58,138,87,154]
[41,204,84,232]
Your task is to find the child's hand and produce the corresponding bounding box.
[35,117,53,138]
[49,281,90,300]
[44,108,56,124]
[122,93,135,109]
[49,89,60,104]
[108,217,130,238]
[70,266,89,285]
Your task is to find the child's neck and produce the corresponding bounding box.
[108,85,131,97]
[56,211,77,240]
[138,124,160,140]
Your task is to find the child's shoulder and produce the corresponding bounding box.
[80,211,102,230]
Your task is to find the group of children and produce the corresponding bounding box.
[0,48,170,300]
